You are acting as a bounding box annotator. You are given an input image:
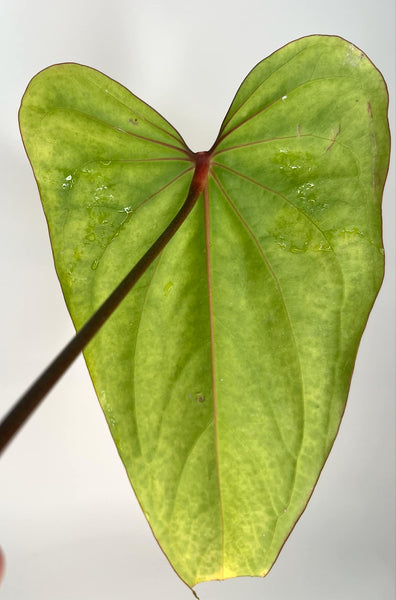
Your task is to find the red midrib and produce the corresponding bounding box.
[201,163,225,577]
[191,150,225,574]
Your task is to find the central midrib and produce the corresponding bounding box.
[203,180,225,577]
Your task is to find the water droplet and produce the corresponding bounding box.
[318,241,331,251]
[122,206,135,214]
[91,258,99,270]
[282,95,287,101]
[86,233,96,242]
[297,182,315,198]
[276,239,287,250]
[62,174,73,190]
[220,378,224,382]
[101,160,111,166]
[164,281,173,296]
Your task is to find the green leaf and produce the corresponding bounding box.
[19,35,390,590]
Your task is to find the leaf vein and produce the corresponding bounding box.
[212,161,336,250]
[204,183,225,577]
[216,74,348,146]
[212,172,305,462]
[88,76,187,147]
[218,44,313,136]
[87,166,194,271]
[40,106,190,155]
[169,419,214,523]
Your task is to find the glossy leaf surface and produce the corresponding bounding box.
[19,35,389,589]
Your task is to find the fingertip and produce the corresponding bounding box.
[0,547,5,584]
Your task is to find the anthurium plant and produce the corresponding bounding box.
[0,34,390,594]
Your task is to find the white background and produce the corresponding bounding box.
[0,1,394,598]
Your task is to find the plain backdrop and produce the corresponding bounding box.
[0,1,394,599]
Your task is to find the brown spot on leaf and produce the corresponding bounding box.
[325,124,341,152]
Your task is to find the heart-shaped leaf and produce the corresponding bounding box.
[19,35,390,590]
